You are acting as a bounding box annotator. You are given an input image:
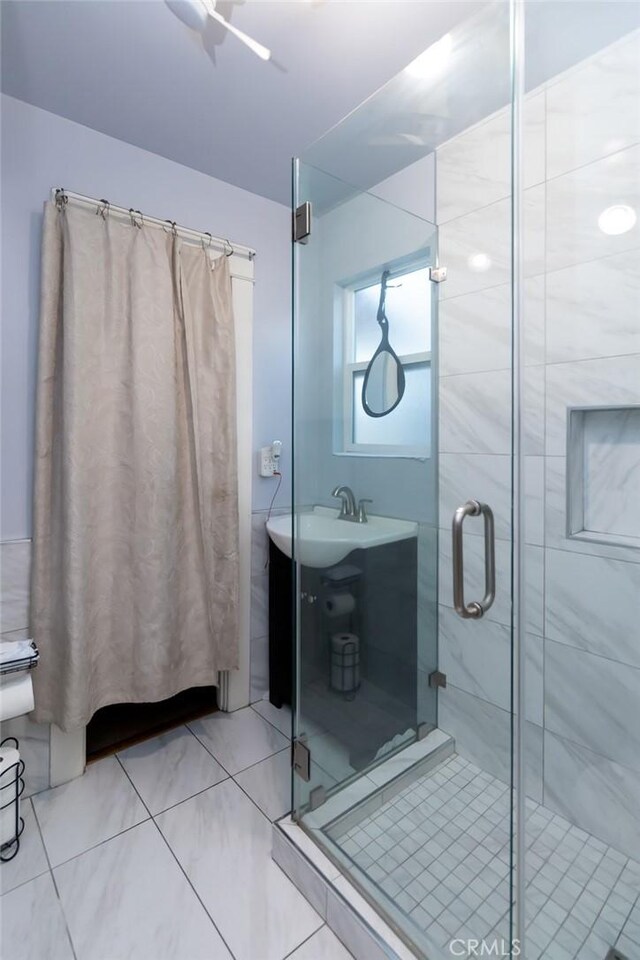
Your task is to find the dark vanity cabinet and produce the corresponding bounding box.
[268,535,418,770]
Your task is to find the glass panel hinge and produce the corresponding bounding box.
[292,738,311,782]
[293,202,312,244]
[429,266,447,283]
[429,671,447,689]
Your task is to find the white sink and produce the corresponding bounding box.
[266,506,417,569]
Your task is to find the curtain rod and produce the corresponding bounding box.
[51,188,256,261]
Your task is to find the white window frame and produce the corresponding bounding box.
[337,260,432,459]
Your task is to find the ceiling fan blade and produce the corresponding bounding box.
[206,7,271,61]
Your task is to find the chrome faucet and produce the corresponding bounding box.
[331,486,372,523]
[332,485,357,520]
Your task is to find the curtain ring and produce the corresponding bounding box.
[96,199,110,221]
[163,220,178,237]
[201,231,212,251]
[129,208,143,229]
[54,188,68,211]
[224,238,234,258]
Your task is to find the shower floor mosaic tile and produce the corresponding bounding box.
[337,753,640,960]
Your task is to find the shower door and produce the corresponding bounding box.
[290,154,518,957]
[291,160,441,810]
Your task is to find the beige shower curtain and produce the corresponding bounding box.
[31,201,239,731]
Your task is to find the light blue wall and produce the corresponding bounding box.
[0,94,291,540]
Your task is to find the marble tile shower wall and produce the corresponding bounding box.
[436,30,640,857]
[0,539,50,796]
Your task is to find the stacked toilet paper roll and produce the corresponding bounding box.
[0,672,35,722]
[330,632,360,693]
[0,744,21,847]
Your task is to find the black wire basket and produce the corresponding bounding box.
[0,736,26,862]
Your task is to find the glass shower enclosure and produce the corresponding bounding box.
[287,2,640,958]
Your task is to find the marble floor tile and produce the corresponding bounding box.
[32,755,147,866]
[117,725,227,814]
[287,924,355,959]
[188,705,288,775]
[0,798,48,895]
[234,747,291,821]
[251,699,292,738]
[1,871,74,960]
[54,819,232,960]
[157,778,323,960]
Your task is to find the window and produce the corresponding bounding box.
[338,262,432,457]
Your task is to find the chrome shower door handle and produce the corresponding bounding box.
[452,500,496,619]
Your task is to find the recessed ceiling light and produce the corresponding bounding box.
[405,33,453,81]
[597,204,637,236]
[468,253,492,273]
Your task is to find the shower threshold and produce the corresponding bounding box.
[273,734,640,960]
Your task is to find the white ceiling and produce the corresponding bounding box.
[0,0,483,205]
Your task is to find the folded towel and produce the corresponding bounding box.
[0,640,36,664]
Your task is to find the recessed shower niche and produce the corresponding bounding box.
[567,406,640,548]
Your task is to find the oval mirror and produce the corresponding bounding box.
[361,270,406,418]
